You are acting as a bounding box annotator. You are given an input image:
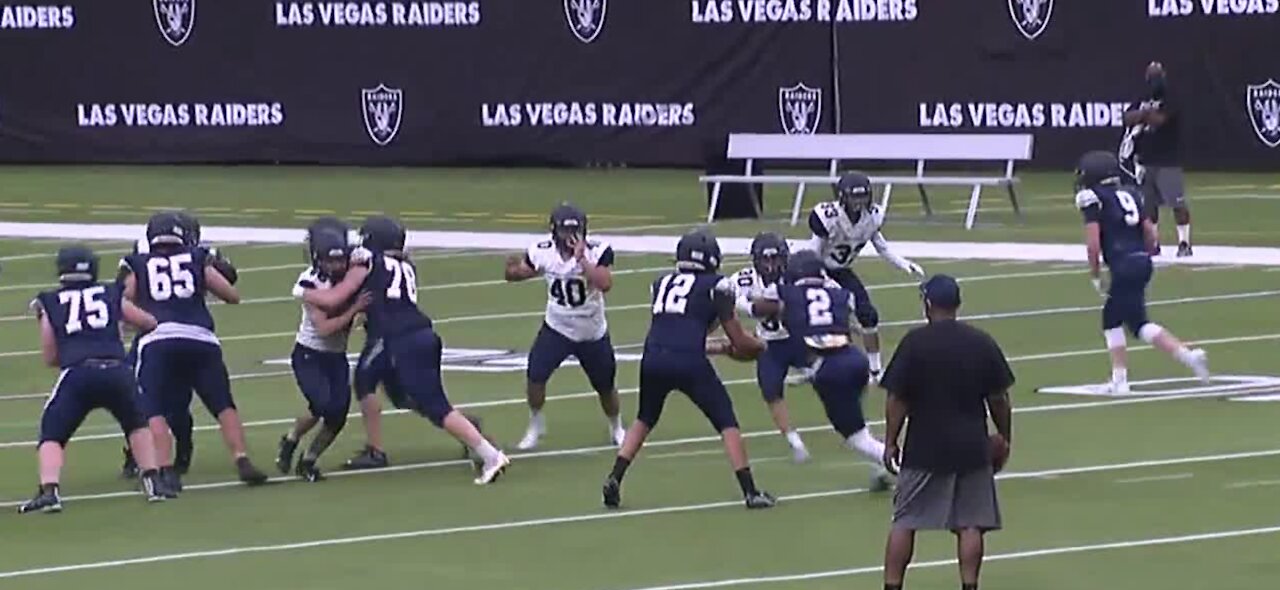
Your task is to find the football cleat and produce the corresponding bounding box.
[1177,242,1193,258]
[610,425,626,448]
[1108,380,1131,395]
[343,446,389,470]
[141,472,168,503]
[121,446,139,479]
[161,466,183,495]
[791,443,811,464]
[18,486,63,514]
[602,476,622,509]
[744,490,778,509]
[237,457,269,486]
[174,437,194,475]
[276,435,299,474]
[1187,348,1210,383]
[474,452,511,485]
[869,467,896,493]
[295,459,325,483]
[517,422,545,451]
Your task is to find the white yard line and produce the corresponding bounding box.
[619,525,1280,590]
[1224,479,1280,490]
[1115,473,1193,484]
[0,450,1276,579]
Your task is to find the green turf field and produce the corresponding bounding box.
[0,166,1277,589]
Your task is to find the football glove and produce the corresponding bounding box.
[905,261,925,278]
[207,248,239,285]
[1090,276,1107,298]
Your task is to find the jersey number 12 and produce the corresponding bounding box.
[652,274,695,315]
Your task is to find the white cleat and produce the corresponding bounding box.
[869,465,895,493]
[791,444,811,464]
[1187,349,1210,383]
[516,423,544,451]
[610,426,626,448]
[1108,380,1131,395]
[474,452,511,485]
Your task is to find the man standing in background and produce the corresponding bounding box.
[1120,61,1194,257]
[880,275,1014,590]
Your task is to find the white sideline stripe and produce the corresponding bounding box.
[0,248,129,262]
[1,329,1278,446]
[1,222,1278,266]
[0,450,1277,579]
[1225,479,1280,489]
[619,525,1280,590]
[1115,473,1193,484]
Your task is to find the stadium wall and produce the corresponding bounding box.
[0,1,1276,169]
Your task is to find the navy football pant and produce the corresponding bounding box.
[756,337,809,402]
[291,343,351,429]
[137,338,236,420]
[636,349,739,432]
[827,267,879,329]
[526,323,617,394]
[386,328,454,427]
[354,337,411,409]
[1104,254,1154,337]
[41,361,146,446]
[809,348,871,438]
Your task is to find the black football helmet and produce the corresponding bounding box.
[56,244,99,283]
[146,211,188,246]
[306,217,351,260]
[549,203,587,250]
[750,232,789,284]
[785,249,826,284]
[175,211,202,246]
[675,229,722,272]
[308,228,350,278]
[359,215,406,253]
[1075,150,1123,190]
[834,171,874,216]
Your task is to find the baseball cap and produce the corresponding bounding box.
[920,274,961,309]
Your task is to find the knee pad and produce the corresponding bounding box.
[1104,327,1127,350]
[855,304,879,330]
[1137,323,1164,344]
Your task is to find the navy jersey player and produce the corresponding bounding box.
[602,230,776,510]
[275,219,371,482]
[308,216,512,484]
[755,250,894,491]
[123,212,267,490]
[802,172,925,382]
[726,232,812,463]
[1074,150,1208,394]
[504,203,625,450]
[20,246,169,513]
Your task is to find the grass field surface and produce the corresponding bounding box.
[0,166,1276,589]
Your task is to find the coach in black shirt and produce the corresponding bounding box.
[1121,61,1194,257]
[880,275,1014,590]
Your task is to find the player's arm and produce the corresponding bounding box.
[1076,189,1105,293]
[206,247,239,285]
[204,265,240,304]
[504,251,539,282]
[121,299,157,333]
[577,244,613,292]
[803,209,830,253]
[1141,219,1158,253]
[307,292,372,337]
[750,282,783,318]
[870,231,924,277]
[306,262,370,312]
[713,282,763,358]
[1122,102,1146,127]
[882,391,907,474]
[38,312,58,368]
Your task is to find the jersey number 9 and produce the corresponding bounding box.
[1116,190,1141,226]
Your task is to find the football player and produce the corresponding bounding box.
[21,245,170,513]
[307,216,511,484]
[602,229,775,510]
[276,219,371,482]
[753,250,895,491]
[803,172,925,382]
[727,232,810,462]
[504,203,625,450]
[122,212,268,492]
[1074,150,1209,394]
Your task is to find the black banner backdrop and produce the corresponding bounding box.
[0,1,1276,168]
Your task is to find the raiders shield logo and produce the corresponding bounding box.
[361,84,403,147]
[154,0,195,47]
[564,0,607,44]
[1007,0,1053,40]
[1246,79,1280,148]
[778,83,822,135]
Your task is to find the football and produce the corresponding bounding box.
[989,434,1010,473]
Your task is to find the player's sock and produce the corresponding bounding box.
[40,482,59,495]
[734,467,759,496]
[1111,367,1128,385]
[469,439,502,464]
[962,584,978,590]
[867,352,882,374]
[846,428,886,464]
[609,456,631,483]
[1177,223,1190,244]
[530,410,546,432]
[884,585,902,590]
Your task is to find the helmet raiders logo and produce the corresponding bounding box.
[361,84,403,147]
[154,0,195,47]
[1008,0,1053,41]
[564,0,607,44]
[778,83,822,135]
[1246,79,1280,148]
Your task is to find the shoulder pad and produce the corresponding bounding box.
[28,297,44,318]
[713,275,735,295]
[535,240,553,249]
[133,238,150,255]
[1075,189,1100,210]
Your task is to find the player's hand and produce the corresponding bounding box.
[1090,276,1107,298]
[882,443,901,475]
[350,247,373,266]
[705,336,731,356]
[990,434,1011,473]
[905,262,925,278]
[352,291,373,312]
[570,236,586,261]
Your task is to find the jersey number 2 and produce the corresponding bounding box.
[652,274,695,315]
[1116,190,1141,226]
[805,288,834,327]
[59,286,109,334]
[385,258,419,303]
[146,254,195,301]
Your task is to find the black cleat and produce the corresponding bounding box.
[744,490,778,510]
[141,472,168,503]
[276,435,299,474]
[343,446,389,470]
[237,457,269,486]
[18,486,63,514]
[602,476,622,510]
[121,446,139,479]
[161,466,183,495]
[1177,241,1193,257]
[174,447,193,476]
[295,459,325,483]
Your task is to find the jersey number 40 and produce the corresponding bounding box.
[550,278,587,307]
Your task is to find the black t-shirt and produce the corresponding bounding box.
[880,319,1014,474]
[1131,89,1181,166]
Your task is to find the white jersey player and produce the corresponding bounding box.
[276,220,369,482]
[504,203,624,450]
[802,171,925,380]
[727,232,813,463]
